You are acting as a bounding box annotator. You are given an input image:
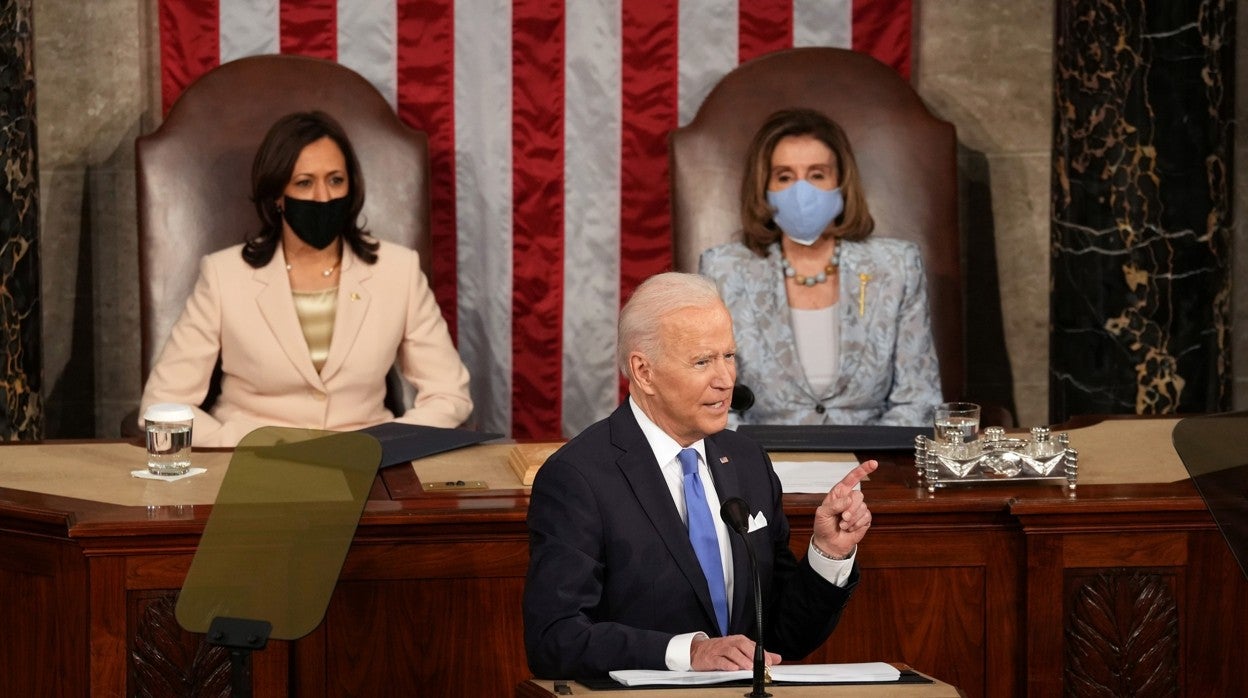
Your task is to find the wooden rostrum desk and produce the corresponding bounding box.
[1,419,1245,697]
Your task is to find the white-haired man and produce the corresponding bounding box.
[524,272,875,679]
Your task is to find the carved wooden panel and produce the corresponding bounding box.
[1064,571,1178,698]
[129,591,232,697]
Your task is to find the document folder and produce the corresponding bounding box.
[357,421,502,468]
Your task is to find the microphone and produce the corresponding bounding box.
[720,496,771,698]
[720,497,751,534]
[731,385,755,413]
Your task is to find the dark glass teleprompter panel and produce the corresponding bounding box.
[176,427,381,640]
[1172,412,1248,581]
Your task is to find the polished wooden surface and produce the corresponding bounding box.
[2,432,1246,697]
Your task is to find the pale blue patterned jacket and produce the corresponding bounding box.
[699,238,942,427]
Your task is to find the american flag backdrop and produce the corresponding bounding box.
[156,0,912,439]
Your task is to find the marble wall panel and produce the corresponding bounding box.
[87,146,141,436]
[34,0,148,437]
[915,0,1054,153]
[1051,0,1235,421]
[916,0,1055,427]
[38,168,90,436]
[0,0,43,440]
[985,152,1053,424]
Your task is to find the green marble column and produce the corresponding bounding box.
[1051,0,1235,423]
[0,0,43,439]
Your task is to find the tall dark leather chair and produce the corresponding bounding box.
[670,47,968,405]
[135,54,430,419]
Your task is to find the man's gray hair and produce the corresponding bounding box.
[617,272,724,379]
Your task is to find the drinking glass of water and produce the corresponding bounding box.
[933,402,981,448]
[143,403,194,476]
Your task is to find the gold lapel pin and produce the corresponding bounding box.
[351,292,361,301]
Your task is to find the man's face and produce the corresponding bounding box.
[637,302,737,446]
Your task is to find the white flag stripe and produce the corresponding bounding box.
[794,0,854,48]
[337,0,398,109]
[218,0,278,63]
[678,0,739,126]
[562,0,624,436]
[454,0,514,436]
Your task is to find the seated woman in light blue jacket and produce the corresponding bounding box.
[699,108,942,427]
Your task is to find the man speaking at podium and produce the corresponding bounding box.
[524,272,876,678]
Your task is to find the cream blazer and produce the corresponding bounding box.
[140,240,473,446]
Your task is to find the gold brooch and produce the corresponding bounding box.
[857,273,871,316]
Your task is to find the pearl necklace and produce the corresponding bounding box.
[285,261,340,277]
[781,240,841,287]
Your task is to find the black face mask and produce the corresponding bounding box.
[282,196,352,249]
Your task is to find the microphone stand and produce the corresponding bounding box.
[721,497,771,698]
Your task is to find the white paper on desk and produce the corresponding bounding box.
[609,662,900,686]
[767,662,901,682]
[608,669,748,686]
[772,459,862,494]
[130,467,207,482]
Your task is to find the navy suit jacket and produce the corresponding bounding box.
[523,402,858,678]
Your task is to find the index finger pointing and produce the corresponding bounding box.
[835,460,878,492]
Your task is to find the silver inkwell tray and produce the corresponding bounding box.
[914,424,1079,494]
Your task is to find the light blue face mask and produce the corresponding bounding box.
[766,180,844,246]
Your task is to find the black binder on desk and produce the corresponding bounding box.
[1172,411,1248,581]
[357,422,503,468]
[737,424,927,452]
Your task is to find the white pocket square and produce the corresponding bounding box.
[747,512,768,533]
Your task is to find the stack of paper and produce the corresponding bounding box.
[609,662,901,686]
[771,460,863,494]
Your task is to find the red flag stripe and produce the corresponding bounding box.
[511,0,566,438]
[158,0,218,115]
[279,0,337,60]
[739,0,792,64]
[618,0,680,403]
[396,0,458,338]
[852,0,911,78]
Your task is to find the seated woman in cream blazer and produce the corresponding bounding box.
[699,108,941,427]
[140,111,472,446]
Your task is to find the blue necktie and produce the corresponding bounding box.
[678,447,729,636]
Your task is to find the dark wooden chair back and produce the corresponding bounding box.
[136,54,431,380]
